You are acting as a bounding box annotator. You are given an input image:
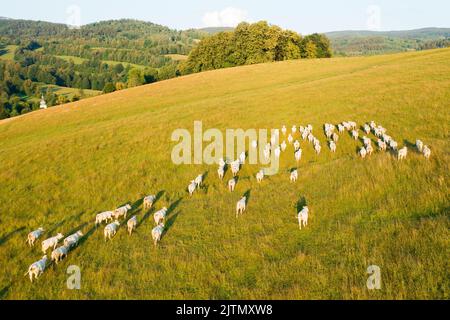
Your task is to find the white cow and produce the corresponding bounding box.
[281,125,287,136]
[218,166,225,180]
[329,141,336,152]
[377,139,387,151]
[351,130,359,140]
[143,195,156,210]
[25,255,48,282]
[104,221,120,241]
[236,197,247,217]
[154,207,168,225]
[113,204,132,220]
[188,180,196,196]
[274,146,281,158]
[281,141,287,152]
[359,147,367,159]
[314,144,321,155]
[127,216,138,235]
[41,233,64,253]
[195,174,203,188]
[364,124,371,134]
[256,170,264,183]
[332,133,339,142]
[239,151,246,164]
[231,160,240,177]
[295,149,302,162]
[219,158,226,168]
[390,140,398,151]
[291,125,297,134]
[251,140,258,149]
[416,140,424,152]
[398,147,408,160]
[338,124,344,133]
[51,245,70,265]
[27,227,44,247]
[228,178,236,192]
[95,211,113,226]
[288,134,294,144]
[423,146,431,159]
[293,140,300,151]
[152,223,165,246]
[366,144,374,155]
[290,169,298,182]
[64,231,83,248]
[298,206,309,230]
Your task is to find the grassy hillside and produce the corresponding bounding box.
[0,48,449,300]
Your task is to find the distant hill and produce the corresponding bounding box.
[197,27,234,34]
[325,28,450,56]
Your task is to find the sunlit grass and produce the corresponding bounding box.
[0,48,449,299]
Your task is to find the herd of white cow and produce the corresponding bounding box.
[24,120,431,282]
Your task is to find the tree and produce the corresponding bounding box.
[103,82,116,93]
[127,68,144,88]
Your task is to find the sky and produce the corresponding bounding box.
[2,0,450,34]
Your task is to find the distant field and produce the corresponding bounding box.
[55,55,88,65]
[165,54,188,61]
[0,45,18,60]
[39,84,102,99]
[0,49,448,299]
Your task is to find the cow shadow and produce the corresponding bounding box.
[66,222,89,238]
[76,225,96,248]
[0,284,11,299]
[296,197,307,212]
[403,139,418,153]
[0,226,25,247]
[243,189,251,204]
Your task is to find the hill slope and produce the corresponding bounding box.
[0,49,449,299]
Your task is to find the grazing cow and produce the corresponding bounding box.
[292,125,297,134]
[362,136,371,147]
[256,170,264,183]
[338,124,344,133]
[219,158,226,167]
[263,148,271,161]
[27,227,44,247]
[231,160,240,177]
[228,178,236,192]
[398,147,408,160]
[239,151,246,164]
[270,135,277,147]
[25,255,48,282]
[153,207,168,225]
[298,206,309,230]
[377,139,387,151]
[366,144,374,155]
[64,231,83,248]
[188,180,196,196]
[352,130,359,140]
[143,195,156,210]
[281,125,287,136]
[41,233,64,253]
[314,144,321,155]
[364,124,371,134]
[423,146,431,159]
[329,141,336,152]
[288,134,294,144]
[294,149,302,162]
[281,141,287,152]
[416,140,424,152]
[51,245,70,265]
[332,133,339,142]
[104,221,120,241]
[127,216,138,235]
[236,197,247,217]
[195,174,203,187]
[308,134,314,143]
[218,166,225,180]
[293,140,300,151]
[113,204,132,220]
[390,140,398,151]
[290,169,298,182]
[359,147,367,159]
[95,211,113,226]
[152,223,165,246]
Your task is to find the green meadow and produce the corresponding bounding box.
[0,48,448,299]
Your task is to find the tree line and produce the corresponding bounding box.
[182,21,332,73]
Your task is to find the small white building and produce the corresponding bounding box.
[40,95,47,109]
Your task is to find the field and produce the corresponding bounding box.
[165,54,188,61]
[0,48,449,299]
[0,45,18,60]
[55,54,147,70]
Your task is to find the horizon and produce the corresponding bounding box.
[2,0,450,34]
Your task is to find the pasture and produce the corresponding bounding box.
[0,48,448,299]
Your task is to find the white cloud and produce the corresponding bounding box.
[202,7,248,28]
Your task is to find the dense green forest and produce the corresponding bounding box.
[326,28,450,56]
[184,21,332,73]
